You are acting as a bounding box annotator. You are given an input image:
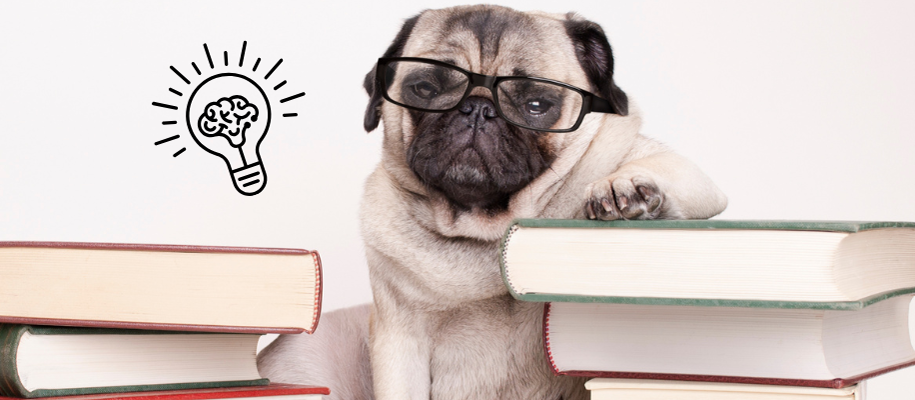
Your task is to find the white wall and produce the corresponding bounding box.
[1,1,913,397]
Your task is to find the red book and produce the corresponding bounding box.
[0,384,330,400]
[0,241,322,334]
[544,296,915,388]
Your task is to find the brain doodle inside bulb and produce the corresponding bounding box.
[197,95,259,148]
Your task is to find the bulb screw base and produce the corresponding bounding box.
[231,162,267,196]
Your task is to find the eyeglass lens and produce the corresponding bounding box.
[381,60,584,131]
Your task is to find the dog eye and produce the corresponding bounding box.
[525,100,553,115]
[411,82,439,99]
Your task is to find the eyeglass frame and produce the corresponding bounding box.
[375,57,616,133]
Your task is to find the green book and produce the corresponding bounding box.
[0,325,268,398]
[500,219,915,310]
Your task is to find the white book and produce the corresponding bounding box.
[545,296,915,387]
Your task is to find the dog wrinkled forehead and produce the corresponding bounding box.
[404,6,579,80]
[362,5,629,132]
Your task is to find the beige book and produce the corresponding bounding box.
[546,296,915,386]
[0,241,322,333]
[501,220,915,307]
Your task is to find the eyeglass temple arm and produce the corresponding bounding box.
[589,95,614,114]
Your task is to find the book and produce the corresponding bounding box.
[0,242,322,333]
[0,384,329,400]
[0,325,269,398]
[543,296,915,388]
[585,378,864,400]
[501,219,915,309]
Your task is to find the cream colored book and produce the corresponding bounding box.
[545,295,915,388]
[0,241,322,334]
[586,378,865,400]
[0,325,266,398]
[501,219,915,309]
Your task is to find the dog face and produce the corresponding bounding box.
[364,5,629,215]
[406,96,555,210]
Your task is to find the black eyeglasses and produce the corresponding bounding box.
[375,57,615,133]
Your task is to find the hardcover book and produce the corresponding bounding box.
[0,325,267,398]
[0,242,322,333]
[501,219,915,309]
[544,296,915,388]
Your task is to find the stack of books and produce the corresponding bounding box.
[0,242,329,400]
[500,219,915,399]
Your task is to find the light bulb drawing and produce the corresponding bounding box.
[151,41,305,196]
[186,73,271,195]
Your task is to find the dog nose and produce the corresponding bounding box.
[459,96,498,119]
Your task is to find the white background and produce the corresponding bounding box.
[1,1,913,397]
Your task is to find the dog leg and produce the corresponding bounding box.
[370,301,433,400]
[585,137,727,221]
[257,304,374,400]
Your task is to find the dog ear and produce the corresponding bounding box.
[363,14,421,132]
[563,14,629,116]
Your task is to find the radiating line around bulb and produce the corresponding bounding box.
[155,135,180,145]
[162,121,177,125]
[192,62,201,75]
[173,148,186,157]
[253,58,261,71]
[223,51,228,66]
[280,92,305,103]
[274,80,287,90]
[169,88,183,96]
[239,41,247,67]
[264,59,283,80]
[283,113,298,117]
[204,44,214,68]
[152,102,178,110]
[170,66,190,85]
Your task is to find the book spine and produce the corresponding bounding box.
[0,325,29,398]
[499,224,522,300]
[308,252,323,334]
[542,303,561,376]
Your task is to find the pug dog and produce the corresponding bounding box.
[258,5,727,400]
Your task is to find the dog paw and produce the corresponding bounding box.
[584,175,664,220]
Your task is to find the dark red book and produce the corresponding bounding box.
[0,384,330,400]
[0,241,322,334]
[544,296,915,388]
